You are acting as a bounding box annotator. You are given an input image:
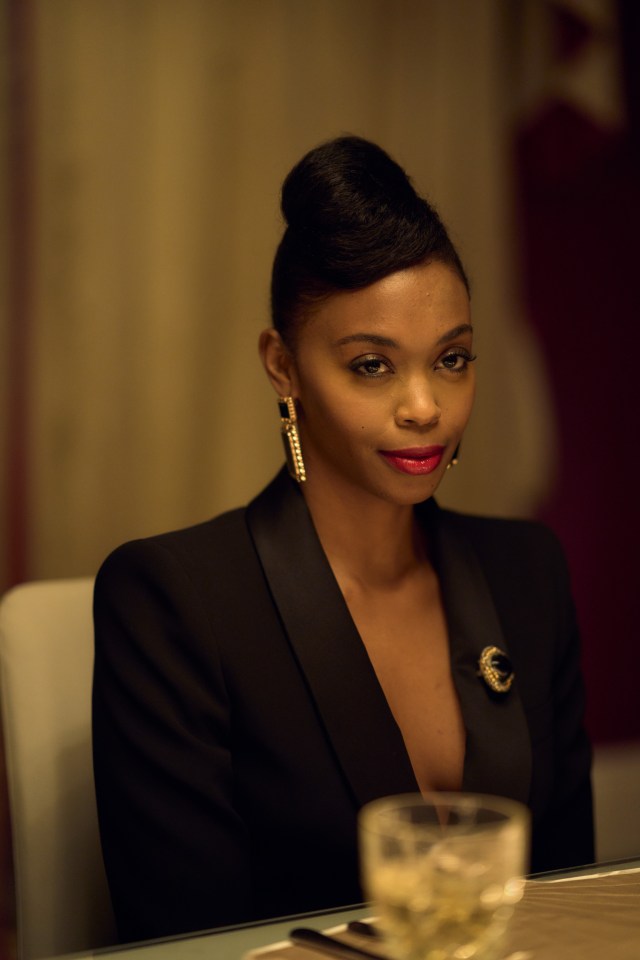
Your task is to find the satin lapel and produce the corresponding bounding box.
[246,470,417,808]
[422,500,532,804]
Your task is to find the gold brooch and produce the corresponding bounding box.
[478,646,514,694]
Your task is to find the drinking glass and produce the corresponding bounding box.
[359,793,529,960]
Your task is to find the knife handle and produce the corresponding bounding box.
[289,926,386,960]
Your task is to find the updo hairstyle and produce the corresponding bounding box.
[271,135,468,346]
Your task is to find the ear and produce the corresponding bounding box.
[258,328,299,397]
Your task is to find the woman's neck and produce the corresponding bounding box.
[300,474,429,591]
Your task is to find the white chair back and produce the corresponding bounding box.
[592,741,640,862]
[0,579,117,960]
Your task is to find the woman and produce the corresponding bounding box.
[92,136,593,944]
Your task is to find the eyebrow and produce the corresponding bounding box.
[436,323,474,345]
[333,333,398,348]
[333,323,473,349]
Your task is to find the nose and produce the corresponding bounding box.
[394,378,441,428]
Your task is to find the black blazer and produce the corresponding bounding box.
[92,468,593,943]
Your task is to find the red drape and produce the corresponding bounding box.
[514,2,640,743]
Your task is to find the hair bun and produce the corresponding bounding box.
[280,135,417,236]
[271,135,468,342]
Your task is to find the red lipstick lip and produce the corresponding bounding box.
[381,445,445,459]
[379,445,446,476]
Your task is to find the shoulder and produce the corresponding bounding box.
[98,505,247,577]
[433,505,574,634]
[94,471,297,645]
[94,504,265,623]
[440,506,559,548]
[93,503,277,682]
[438,507,567,575]
[96,469,297,598]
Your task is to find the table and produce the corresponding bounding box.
[55,859,640,960]
[56,903,371,960]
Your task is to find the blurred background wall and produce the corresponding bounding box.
[4,0,560,583]
[1,0,639,950]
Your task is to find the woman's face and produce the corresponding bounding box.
[272,260,475,508]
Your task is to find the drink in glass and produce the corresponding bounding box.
[359,793,529,960]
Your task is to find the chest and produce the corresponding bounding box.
[342,571,465,793]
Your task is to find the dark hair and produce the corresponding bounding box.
[270,135,469,345]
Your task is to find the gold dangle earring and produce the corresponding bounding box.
[278,396,306,483]
[446,444,460,470]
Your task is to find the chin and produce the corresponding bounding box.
[371,476,442,508]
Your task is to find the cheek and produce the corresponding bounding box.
[331,400,384,444]
[464,381,477,422]
[456,392,475,425]
[444,378,476,425]
[299,373,359,421]
[300,387,380,446]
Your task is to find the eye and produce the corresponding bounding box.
[437,348,477,373]
[349,354,393,378]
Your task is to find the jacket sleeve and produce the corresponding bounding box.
[528,527,595,873]
[457,513,595,874]
[92,537,252,943]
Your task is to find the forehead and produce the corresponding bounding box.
[301,261,471,347]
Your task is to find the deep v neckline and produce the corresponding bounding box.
[246,468,532,808]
